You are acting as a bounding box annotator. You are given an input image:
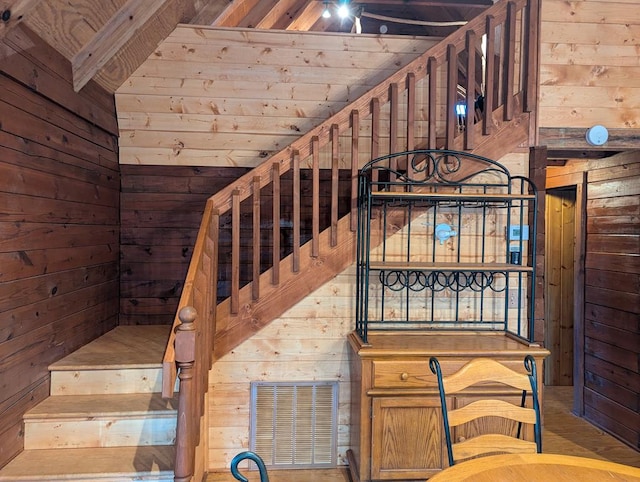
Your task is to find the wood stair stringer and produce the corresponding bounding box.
[213,214,357,360]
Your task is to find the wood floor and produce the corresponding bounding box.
[207,386,639,481]
[543,386,639,466]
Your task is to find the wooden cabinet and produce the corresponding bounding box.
[347,331,549,481]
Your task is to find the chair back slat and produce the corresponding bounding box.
[442,358,533,393]
[448,399,537,427]
[452,434,538,461]
[430,355,542,466]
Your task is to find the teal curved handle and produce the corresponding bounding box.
[230,451,270,482]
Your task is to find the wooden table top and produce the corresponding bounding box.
[428,453,640,481]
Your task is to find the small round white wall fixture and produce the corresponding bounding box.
[585,125,609,146]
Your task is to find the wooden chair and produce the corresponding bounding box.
[429,355,542,466]
[230,451,270,482]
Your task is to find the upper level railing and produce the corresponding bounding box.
[165,0,539,479]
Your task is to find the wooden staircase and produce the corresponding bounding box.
[165,1,540,479]
[0,325,176,482]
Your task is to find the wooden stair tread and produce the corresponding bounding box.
[25,393,178,419]
[49,326,171,370]
[0,446,174,480]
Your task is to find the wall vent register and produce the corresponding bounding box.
[250,381,338,469]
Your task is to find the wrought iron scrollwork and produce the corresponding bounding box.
[362,149,522,191]
[408,150,462,182]
[378,269,507,293]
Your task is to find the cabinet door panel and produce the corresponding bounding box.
[371,397,444,479]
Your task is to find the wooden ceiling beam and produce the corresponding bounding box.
[286,1,324,31]
[0,0,42,39]
[350,0,493,7]
[540,127,640,149]
[211,0,261,27]
[267,0,307,30]
[255,0,297,29]
[189,0,230,25]
[545,150,621,161]
[540,127,640,159]
[236,0,278,28]
[71,0,173,92]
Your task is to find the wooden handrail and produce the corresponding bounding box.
[163,200,219,482]
[163,0,539,479]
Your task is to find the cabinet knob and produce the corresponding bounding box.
[400,372,409,381]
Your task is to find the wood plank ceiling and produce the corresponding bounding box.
[0,0,493,94]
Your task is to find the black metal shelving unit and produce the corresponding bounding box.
[355,149,538,343]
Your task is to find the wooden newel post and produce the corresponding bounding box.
[174,306,197,482]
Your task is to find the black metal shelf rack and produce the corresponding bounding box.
[355,149,538,343]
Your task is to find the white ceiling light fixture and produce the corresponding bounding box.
[337,1,350,19]
[322,1,331,18]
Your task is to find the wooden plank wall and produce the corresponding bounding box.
[120,165,250,325]
[120,166,352,324]
[0,26,119,466]
[208,266,355,469]
[539,0,640,129]
[115,27,440,168]
[547,151,639,450]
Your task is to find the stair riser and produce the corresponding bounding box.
[24,416,176,449]
[50,368,163,395]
